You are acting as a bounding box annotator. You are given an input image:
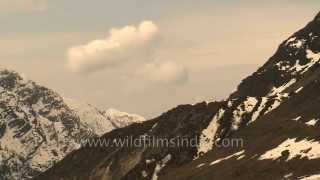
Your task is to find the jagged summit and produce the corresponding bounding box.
[230,11,320,99]
[0,69,145,180]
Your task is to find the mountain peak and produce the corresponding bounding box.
[103,108,146,127]
[0,69,146,180]
[0,69,29,91]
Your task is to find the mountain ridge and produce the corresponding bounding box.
[0,69,145,180]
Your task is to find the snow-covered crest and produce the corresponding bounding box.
[0,69,145,180]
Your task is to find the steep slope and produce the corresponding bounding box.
[163,79,320,180]
[156,11,320,180]
[0,69,144,180]
[35,11,320,180]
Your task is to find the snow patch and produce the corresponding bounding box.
[250,97,268,123]
[196,163,206,168]
[236,155,245,160]
[295,87,304,93]
[259,138,320,161]
[299,174,320,180]
[284,173,293,179]
[285,37,297,45]
[292,116,302,121]
[197,109,225,156]
[231,97,258,130]
[151,154,172,180]
[269,79,296,96]
[306,49,320,62]
[210,150,245,166]
[285,37,304,49]
[306,119,318,126]
[264,93,288,114]
[289,49,320,75]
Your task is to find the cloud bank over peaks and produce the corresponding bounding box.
[67,21,160,74]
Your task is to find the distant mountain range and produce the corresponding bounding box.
[0,69,145,180]
[1,10,320,180]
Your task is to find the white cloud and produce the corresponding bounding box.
[67,21,160,74]
[0,0,48,12]
[136,60,188,85]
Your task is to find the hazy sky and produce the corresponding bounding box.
[0,0,319,118]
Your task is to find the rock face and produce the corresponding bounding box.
[27,11,320,180]
[0,70,145,180]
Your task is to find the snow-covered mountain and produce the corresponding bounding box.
[103,108,145,128]
[34,11,320,180]
[0,69,145,180]
[64,99,145,136]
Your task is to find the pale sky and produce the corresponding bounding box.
[0,0,319,118]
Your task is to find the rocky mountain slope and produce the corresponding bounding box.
[64,98,145,135]
[0,69,145,180]
[34,11,320,180]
